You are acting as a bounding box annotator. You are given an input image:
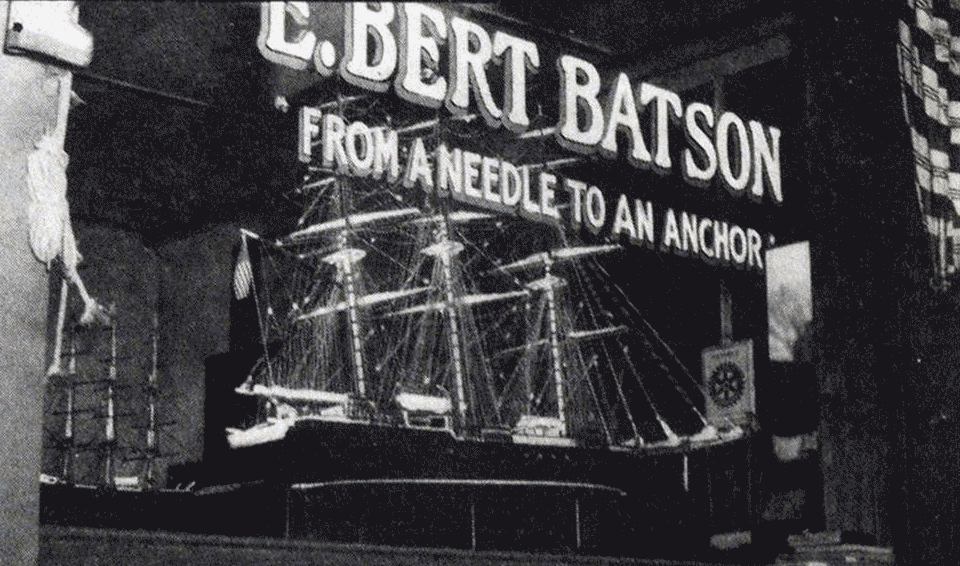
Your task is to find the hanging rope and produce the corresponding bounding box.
[28,133,70,266]
[28,71,111,330]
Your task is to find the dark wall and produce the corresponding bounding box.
[157,225,237,469]
[898,289,960,565]
[793,0,933,559]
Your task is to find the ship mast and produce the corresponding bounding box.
[104,320,117,484]
[145,313,159,486]
[421,216,468,427]
[391,211,527,434]
[526,261,567,435]
[323,230,369,399]
[280,207,423,407]
[61,335,77,481]
[499,244,620,437]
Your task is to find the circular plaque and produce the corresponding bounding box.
[708,361,745,408]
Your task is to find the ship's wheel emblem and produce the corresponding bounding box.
[708,362,745,408]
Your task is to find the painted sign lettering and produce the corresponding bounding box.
[259,2,784,205]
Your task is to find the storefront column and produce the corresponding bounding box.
[796,0,919,549]
[0,2,60,563]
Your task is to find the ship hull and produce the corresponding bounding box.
[284,420,680,492]
[205,418,731,519]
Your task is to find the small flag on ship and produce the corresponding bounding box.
[233,235,253,299]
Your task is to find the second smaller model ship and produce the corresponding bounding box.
[40,307,194,533]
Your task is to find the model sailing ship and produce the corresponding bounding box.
[40,307,206,533]
[44,298,173,484]
[221,99,747,496]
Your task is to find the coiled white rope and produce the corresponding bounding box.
[30,72,111,376]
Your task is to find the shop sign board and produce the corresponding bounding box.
[258,2,788,272]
